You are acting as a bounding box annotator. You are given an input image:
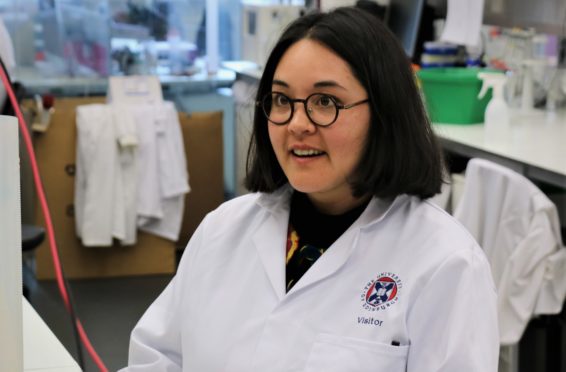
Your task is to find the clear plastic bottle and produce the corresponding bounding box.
[478,72,509,143]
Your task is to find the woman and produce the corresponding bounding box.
[122,7,498,371]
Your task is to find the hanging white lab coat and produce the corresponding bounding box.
[453,158,566,345]
[132,101,190,241]
[121,186,499,372]
[75,101,189,245]
[75,104,138,246]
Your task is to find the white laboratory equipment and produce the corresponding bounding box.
[241,2,305,68]
[0,115,23,372]
[478,71,509,142]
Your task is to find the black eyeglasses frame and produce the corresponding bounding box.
[256,92,369,127]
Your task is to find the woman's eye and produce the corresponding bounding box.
[315,95,333,107]
[273,94,289,106]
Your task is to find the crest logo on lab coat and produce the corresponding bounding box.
[361,272,402,311]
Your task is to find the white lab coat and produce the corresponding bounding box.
[75,104,138,246]
[75,102,189,245]
[122,186,499,372]
[454,158,566,345]
[133,101,190,241]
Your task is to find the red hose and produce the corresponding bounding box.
[0,67,109,372]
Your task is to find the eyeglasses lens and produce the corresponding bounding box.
[263,93,338,126]
[307,94,337,126]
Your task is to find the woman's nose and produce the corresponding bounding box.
[287,104,316,135]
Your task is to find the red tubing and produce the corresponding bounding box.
[0,66,109,372]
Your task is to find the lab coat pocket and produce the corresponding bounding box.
[304,333,408,372]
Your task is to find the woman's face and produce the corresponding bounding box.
[268,38,371,215]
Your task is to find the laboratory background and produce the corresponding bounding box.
[0,0,565,371]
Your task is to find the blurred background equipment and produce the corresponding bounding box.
[241,1,305,68]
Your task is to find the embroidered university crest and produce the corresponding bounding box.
[361,272,402,311]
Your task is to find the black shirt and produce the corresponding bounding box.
[285,192,370,291]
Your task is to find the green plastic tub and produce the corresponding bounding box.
[417,68,494,124]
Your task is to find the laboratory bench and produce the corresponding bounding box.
[434,108,566,189]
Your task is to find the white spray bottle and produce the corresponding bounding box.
[478,72,509,143]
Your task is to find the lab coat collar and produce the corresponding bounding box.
[253,186,408,301]
[256,184,294,214]
[255,185,404,226]
[253,186,293,300]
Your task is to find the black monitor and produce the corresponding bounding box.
[386,0,426,59]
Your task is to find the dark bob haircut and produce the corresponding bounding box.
[245,6,445,199]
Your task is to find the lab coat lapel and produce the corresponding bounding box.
[252,188,292,301]
[287,227,360,295]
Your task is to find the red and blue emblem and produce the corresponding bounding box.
[361,272,402,311]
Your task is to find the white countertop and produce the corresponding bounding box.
[23,299,82,372]
[434,108,566,187]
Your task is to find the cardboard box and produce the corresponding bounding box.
[177,111,224,249]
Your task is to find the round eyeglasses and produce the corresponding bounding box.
[257,92,369,127]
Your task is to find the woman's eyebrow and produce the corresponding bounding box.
[271,79,347,90]
[313,80,346,90]
[272,79,289,87]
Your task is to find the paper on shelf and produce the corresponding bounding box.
[440,0,485,47]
